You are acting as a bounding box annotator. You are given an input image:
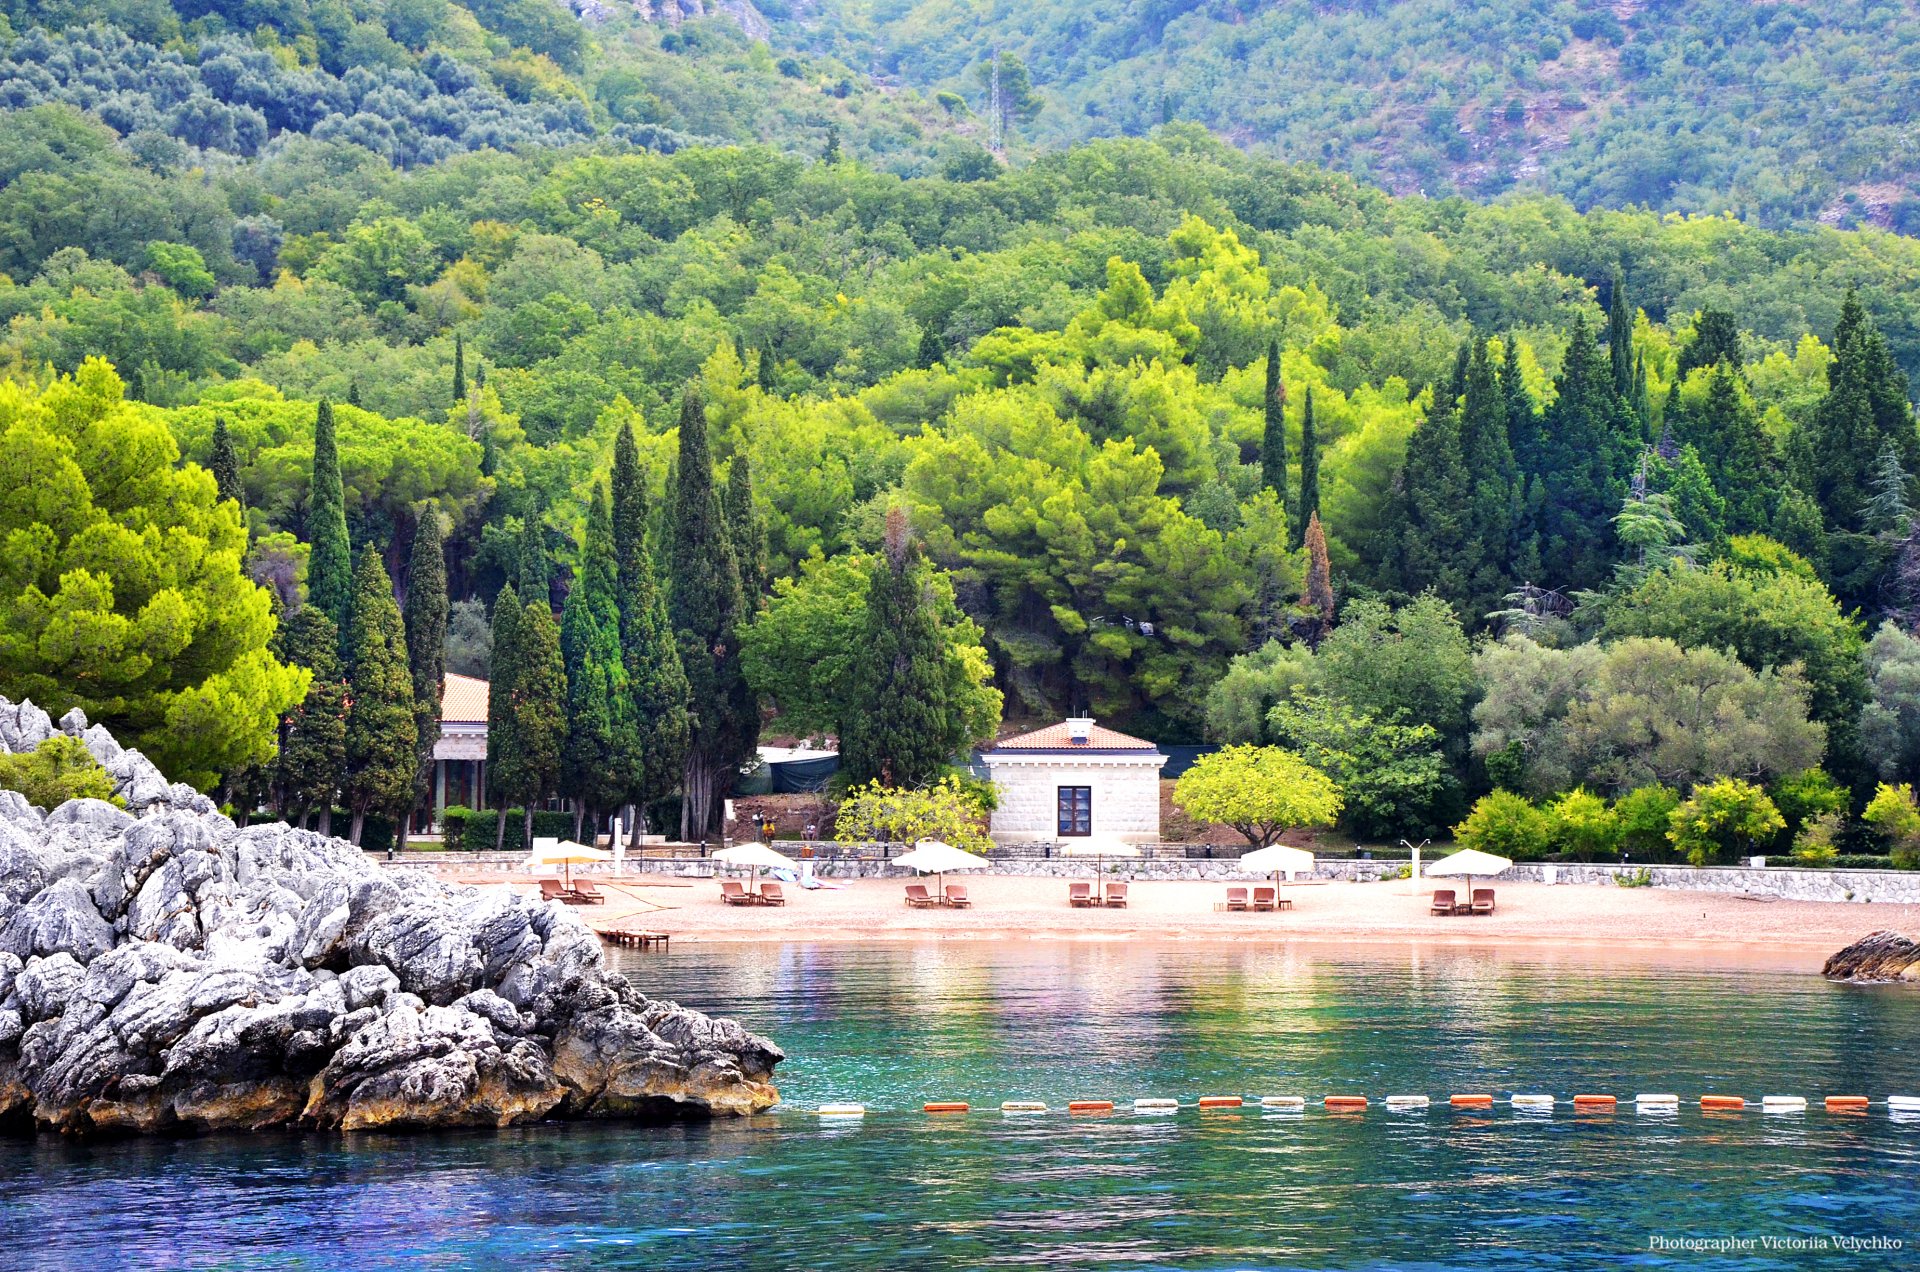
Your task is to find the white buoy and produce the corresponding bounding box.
[1511,1094,1554,1109]
[818,1103,866,1117]
[1134,1098,1179,1112]
[1635,1093,1680,1107]
[1761,1096,1807,1113]
[1260,1095,1306,1109]
[1887,1095,1920,1113]
[1001,1100,1048,1113]
[1385,1095,1431,1109]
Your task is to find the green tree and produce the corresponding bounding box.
[1668,777,1784,866]
[1267,691,1454,839]
[0,361,306,789]
[1173,744,1343,847]
[1317,594,1476,747]
[1527,314,1638,590]
[1614,784,1682,858]
[402,511,447,835]
[342,550,417,846]
[518,507,549,606]
[273,604,347,833]
[1394,344,1473,605]
[561,484,639,839]
[667,384,757,839]
[1291,385,1320,549]
[1452,790,1551,860]
[1805,290,1919,533]
[726,451,769,601]
[0,733,117,809]
[834,776,993,853]
[1861,625,1920,784]
[1677,307,1743,377]
[1259,340,1288,504]
[453,331,466,404]
[494,592,567,851]
[610,422,689,835]
[209,415,242,507]
[1862,782,1920,868]
[484,584,524,850]
[306,397,353,636]
[1607,268,1634,399]
[1544,788,1621,857]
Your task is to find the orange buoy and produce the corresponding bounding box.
[1700,1095,1746,1111]
[1449,1094,1494,1108]
[923,1102,970,1113]
[1324,1095,1368,1110]
[1068,1100,1115,1113]
[1572,1094,1618,1109]
[1825,1096,1870,1112]
[1197,1096,1244,1108]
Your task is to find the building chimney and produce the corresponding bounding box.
[1066,716,1093,744]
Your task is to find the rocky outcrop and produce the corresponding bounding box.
[0,696,780,1136]
[1823,930,1920,982]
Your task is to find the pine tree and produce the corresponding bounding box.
[667,384,758,840]
[342,550,418,846]
[1607,267,1634,399]
[1806,290,1920,532]
[611,423,689,838]
[453,332,466,404]
[561,485,640,841]
[1298,511,1334,648]
[402,512,448,835]
[840,509,956,787]
[511,595,568,850]
[209,415,243,507]
[307,398,353,636]
[1863,438,1916,538]
[1675,360,1778,534]
[1678,307,1743,377]
[1291,385,1320,550]
[485,585,524,850]
[726,452,769,603]
[1395,341,1474,605]
[1526,314,1639,590]
[273,605,346,833]
[1457,337,1520,614]
[1259,339,1289,504]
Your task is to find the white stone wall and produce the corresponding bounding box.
[983,754,1165,844]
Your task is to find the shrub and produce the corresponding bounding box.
[1862,783,1920,869]
[1452,790,1551,860]
[440,806,576,853]
[1614,785,1681,858]
[1668,778,1785,866]
[1768,768,1847,849]
[1173,745,1343,847]
[1791,810,1843,866]
[1544,788,1620,858]
[0,735,119,809]
[833,777,994,853]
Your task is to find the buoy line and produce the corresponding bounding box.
[814,1093,1917,1118]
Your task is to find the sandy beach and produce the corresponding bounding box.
[460,871,1920,963]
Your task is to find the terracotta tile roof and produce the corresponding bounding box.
[987,720,1160,752]
[441,673,489,724]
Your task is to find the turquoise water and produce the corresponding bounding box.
[5,940,1920,1269]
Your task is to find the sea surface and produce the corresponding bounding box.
[4,940,1919,1270]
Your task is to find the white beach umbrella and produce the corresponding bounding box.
[893,839,992,898]
[1239,844,1316,899]
[1424,847,1513,900]
[1058,836,1139,893]
[713,841,799,893]
[530,839,610,889]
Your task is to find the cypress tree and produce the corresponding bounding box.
[511,596,568,850]
[402,512,448,835]
[307,398,353,636]
[346,380,361,408]
[611,423,690,838]
[1299,512,1334,648]
[453,332,466,404]
[1395,342,1474,604]
[1675,361,1779,535]
[485,584,524,850]
[756,348,778,394]
[209,415,243,508]
[1678,307,1743,377]
[1292,385,1320,550]
[1528,314,1639,590]
[1607,268,1634,399]
[726,452,769,602]
[343,550,418,847]
[518,509,549,606]
[273,605,346,834]
[1259,339,1289,504]
[561,485,640,841]
[1806,291,1920,532]
[667,384,758,840]
[1457,337,1520,615]
[840,509,955,787]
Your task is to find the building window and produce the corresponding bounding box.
[1058,785,1092,836]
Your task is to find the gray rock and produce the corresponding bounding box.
[58,707,88,735]
[0,692,782,1137]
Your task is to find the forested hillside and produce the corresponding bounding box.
[795,0,1920,228]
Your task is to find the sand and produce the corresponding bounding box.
[462,871,1920,966]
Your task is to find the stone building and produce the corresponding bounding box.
[981,717,1167,845]
[430,673,489,822]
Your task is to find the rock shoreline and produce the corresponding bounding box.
[0,696,781,1135]
[1822,930,1920,982]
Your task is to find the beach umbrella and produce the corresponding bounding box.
[1059,836,1140,896]
[893,839,992,899]
[713,841,799,895]
[1424,847,1513,899]
[1239,844,1315,900]
[531,840,610,890]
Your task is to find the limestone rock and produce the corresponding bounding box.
[1823,930,1920,982]
[0,694,781,1136]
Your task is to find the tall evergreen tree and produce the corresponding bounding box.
[485,585,524,849]
[1298,512,1335,648]
[1863,438,1916,538]
[726,452,769,603]
[518,508,549,606]
[1806,290,1920,532]
[209,415,243,507]
[307,397,353,635]
[1526,314,1639,590]
[667,384,758,840]
[1674,361,1779,534]
[611,423,690,839]
[1395,343,1474,603]
[840,509,957,787]
[272,605,346,834]
[1291,385,1321,550]
[1259,339,1289,504]
[342,550,418,846]
[561,485,640,840]
[1607,268,1634,399]
[1457,338,1521,614]
[453,332,466,404]
[345,380,361,408]
[402,512,448,836]
[1678,306,1744,377]
[511,595,568,849]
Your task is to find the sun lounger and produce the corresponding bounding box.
[1225,886,1248,911]
[720,880,755,906]
[905,883,937,908]
[573,879,607,905]
[758,882,787,906]
[945,884,971,908]
[1104,882,1128,908]
[1252,885,1277,912]
[539,878,568,904]
[1430,889,1457,915]
[1471,888,1495,915]
[1068,882,1095,907]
